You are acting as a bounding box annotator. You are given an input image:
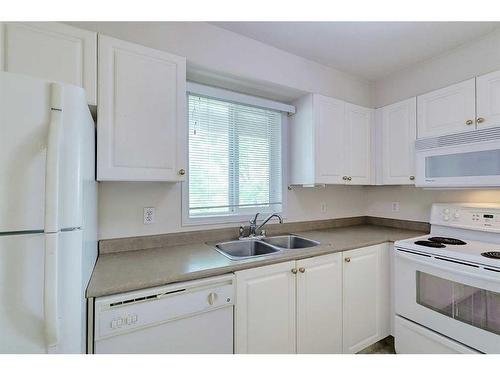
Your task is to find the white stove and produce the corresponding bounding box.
[393,203,500,354]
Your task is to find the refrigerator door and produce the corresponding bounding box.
[0,72,90,232]
[0,230,87,353]
[0,233,45,353]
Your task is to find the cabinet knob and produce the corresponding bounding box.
[465,119,473,125]
[299,267,305,273]
[291,268,298,274]
[347,176,352,181]
[178,169,186,176]
[344,257,351,263]
[409,175,415,181]
[477,117,485,124]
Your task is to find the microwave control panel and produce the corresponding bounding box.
[431,204,500,232]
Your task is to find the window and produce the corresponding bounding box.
[184,89,285,223]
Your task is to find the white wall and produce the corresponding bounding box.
[73,22,500,239]
[98,183,365,239]
[364,186,500,223]
[369,29,500,222]
[373,28,500,107]
[68,22,373,106]
[73,22,372,239]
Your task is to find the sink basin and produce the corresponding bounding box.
[262,235,320,249]
[215,239,280,260]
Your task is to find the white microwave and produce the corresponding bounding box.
[415,127,500,187]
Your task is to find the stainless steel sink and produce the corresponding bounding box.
[261,235,320,249]
[215,239,280,260]
[214,234,320,260]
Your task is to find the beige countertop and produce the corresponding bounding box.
[87,224,426,298]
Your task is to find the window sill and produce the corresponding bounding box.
[182,212,286,227]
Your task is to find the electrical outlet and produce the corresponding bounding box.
[143,207,155,224]
[391,202,400,212]
[321,202,327,213]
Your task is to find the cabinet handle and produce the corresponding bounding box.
[465,119,474,125]
[409,175,415,181]
[207,292,217,305]
[476,117,485,124]
[344,257,351,263]
[299,267,305,273]
[291,268,298,274]
[178,169,186,176]
[347,176,352,181]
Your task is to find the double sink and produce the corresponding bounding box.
[214,235,320,260]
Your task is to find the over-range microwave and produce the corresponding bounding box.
[415,127,500,187]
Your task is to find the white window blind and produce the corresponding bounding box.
[188,93,283,219]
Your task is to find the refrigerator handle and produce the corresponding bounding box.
[44,83,63,350]
[44,233,59,351]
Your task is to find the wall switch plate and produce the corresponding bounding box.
[321,202,327,213]
[391,202,400,212]
[143,207,155,224]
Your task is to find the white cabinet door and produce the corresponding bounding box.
[476,69,500,129]
[97,35,186,181]
[235,261,296,354]
[296,253,342,354]
[345,103,373,185]
[417,78,476,138]
[381,97,417,185]
[0,22,97,105]
[342,243,390,353]
[314,95,346,184]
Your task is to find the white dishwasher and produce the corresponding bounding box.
[93,274,235,354]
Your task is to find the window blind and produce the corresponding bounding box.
[188,93,283,218]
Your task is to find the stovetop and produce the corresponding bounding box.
[395,233,500,269]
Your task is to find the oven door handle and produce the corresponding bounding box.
[396,250,500,284]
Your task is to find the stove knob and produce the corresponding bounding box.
[443,215,450,221]
[454,212,460,219]
[443,209,450,215]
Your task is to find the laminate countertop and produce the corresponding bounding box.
[87,224,426,298]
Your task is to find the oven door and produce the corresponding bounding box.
[395,249,500,353]
[415,139,500,187]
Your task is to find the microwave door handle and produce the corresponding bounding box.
[44,83,63,350]
[396,250,500,284]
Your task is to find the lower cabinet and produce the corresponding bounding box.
[296,253,343,354]
[234,261,297,354]
[235,253,343,354]
[342,243,390,353]
[234,244,390,354]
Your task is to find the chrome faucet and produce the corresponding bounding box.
[248,212,283,237]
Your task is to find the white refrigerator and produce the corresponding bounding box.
[0,72,97,353]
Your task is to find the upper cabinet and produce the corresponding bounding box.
[97,35,186,181]
[378,97,417,185]
[345,103,373,185]
[417,71,500,139]
[476,69,500,129]
[0,22,97,105]
[417,78,476,138]
[290,94,373,185]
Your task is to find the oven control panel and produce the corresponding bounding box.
[431,204,500,232]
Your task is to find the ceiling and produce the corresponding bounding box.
[211,22,500,81]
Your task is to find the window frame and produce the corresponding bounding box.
[181,84,290,227]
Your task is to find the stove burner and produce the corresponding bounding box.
[428,237,467,245]
[481,251,500,259]
[414,240,446,248]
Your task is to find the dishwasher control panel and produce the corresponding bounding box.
[110,314,138,329]
[94,275,235,340]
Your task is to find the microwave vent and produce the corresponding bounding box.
[416,126,500,150]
